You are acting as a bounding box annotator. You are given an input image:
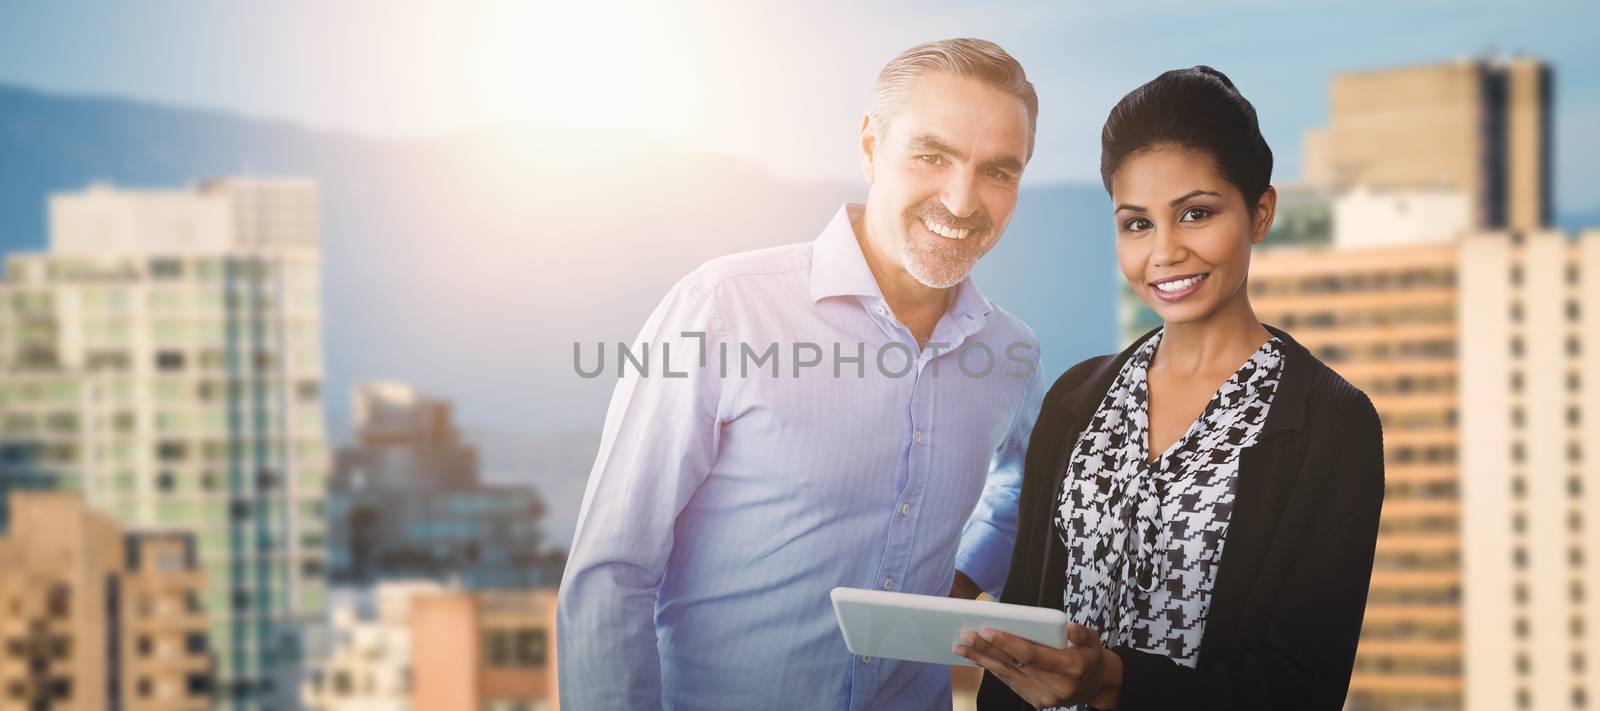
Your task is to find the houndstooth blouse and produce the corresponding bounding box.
[1051,329,1283,706]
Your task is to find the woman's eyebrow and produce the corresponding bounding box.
[1169,189,1221,206]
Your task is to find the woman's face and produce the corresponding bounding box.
[1110,144,1274,327]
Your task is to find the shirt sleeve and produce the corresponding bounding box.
[954,356,1045,596]
[557,276,728,710]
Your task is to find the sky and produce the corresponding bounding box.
[2,0,1598,212]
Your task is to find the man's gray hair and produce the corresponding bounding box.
[867,38,1039,161]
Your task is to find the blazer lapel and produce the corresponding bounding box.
[1197,325,1315,666]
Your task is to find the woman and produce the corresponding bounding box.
[954,66,1384,710]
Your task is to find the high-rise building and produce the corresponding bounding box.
[410,589,557,711]
[0,491,213,711]
[0,179,330,710]
[328,383,558,589]
[1302,56,1552,231]
[301,581,442,711]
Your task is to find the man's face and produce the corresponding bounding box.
[860,72,1030,289]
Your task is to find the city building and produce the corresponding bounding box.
[410,589,557,711]
[328,383,559,590]
[0,179,331,710]
[1302,55,1551,231]
[301,581,441,711]
[0,491,212,711]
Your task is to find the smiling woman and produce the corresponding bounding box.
[963,67,1385,711]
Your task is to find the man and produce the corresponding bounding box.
[558,38,1040,710]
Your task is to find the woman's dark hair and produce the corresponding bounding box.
[1099,66,1274,213]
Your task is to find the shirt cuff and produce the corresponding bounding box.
[954,519,1011,595]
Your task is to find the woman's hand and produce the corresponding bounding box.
[953,623,1123,709]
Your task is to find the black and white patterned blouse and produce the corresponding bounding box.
[1053,329,1283,699]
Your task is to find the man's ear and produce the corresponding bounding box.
[1250,185,1278,245]
[859,114,878,184]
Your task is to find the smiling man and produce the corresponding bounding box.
[558,38,1042,710]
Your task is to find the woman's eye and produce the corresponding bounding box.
[1180,207,1211,222]
[1125,218,1152,232]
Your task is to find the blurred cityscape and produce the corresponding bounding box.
[0,25,1595,711]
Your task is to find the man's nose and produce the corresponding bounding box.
[940,170,981,220]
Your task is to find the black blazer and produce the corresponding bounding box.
[978,325,1385,710]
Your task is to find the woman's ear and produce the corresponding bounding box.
[1250,185,1278,245]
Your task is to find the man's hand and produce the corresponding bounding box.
[949,570,982,600]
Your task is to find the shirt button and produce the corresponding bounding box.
[862,656,873,664]
[883,579,894,590]
[876,305,887,316]
[913,431,923,444]
[899,503,910,516]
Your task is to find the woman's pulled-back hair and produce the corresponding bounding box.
[1100,66,1273,213]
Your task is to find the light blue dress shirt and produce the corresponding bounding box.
[558,204,1041,710]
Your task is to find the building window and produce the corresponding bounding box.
[157,471,176,493]
[1569,300,1583,321]
[1511,265,1524,286]
[1574,617,1587,638]
[136,635,152,657]
[1511,408,1525,428]
[514,629,548,668]
[1516,653,1531,674]
[1570,337,1584,357]
[1573,477,1585,497]
[1512,371,1525,392]
[1512,475,1527,496]
[1514,582,1529,604]
[1513,512,1527,533]
[156,351,185,371]
[1571,408,1584,427]
[1511,301,1524,322]
[186,673,210,697]
[47,585,69,617]
[1514,547,1528,569]
[149,258,183,279]
[156,441,187,463]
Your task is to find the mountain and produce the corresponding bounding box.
[0,83,1120,543]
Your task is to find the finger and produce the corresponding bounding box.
[979,630,1068,675]
[959,631,1021,669]
[956,638,1020,679]
[1069,623,1105,649]
[963,646,1059,707]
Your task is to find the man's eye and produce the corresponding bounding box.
[985,168,1015,182]
[1180,207,1211,222]
[918,154,943,165]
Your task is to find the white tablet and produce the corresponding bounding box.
[830,586,1070,666]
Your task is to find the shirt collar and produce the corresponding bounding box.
[808,202,994,322]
